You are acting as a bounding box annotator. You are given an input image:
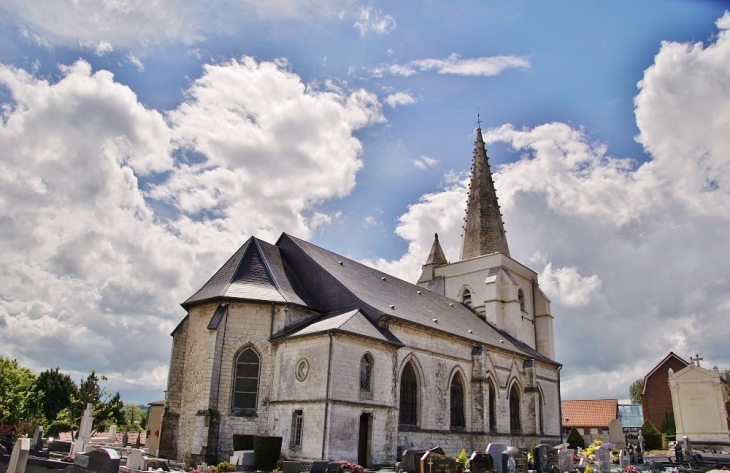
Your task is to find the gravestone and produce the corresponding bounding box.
[32,426,44,451]
[512,452,527,473]
[310,461,329,473]
[682,436,692,454]
[608,419,625,448]
[534,445,556,473]
[420,451,457,473]
[283,461,302,473]
[121,432,128,448]
[594,446,610,473]
[327,462,343,473]
[7,437,31,473]
[73,448,120,473]
[126,449,148,471]
[403,450,427,473]
[557,450,572,473]
[486,443,508,473]
[72,404,94,456]
[107,426,117,443]
[618,449,630,469]
[469,452,493,473]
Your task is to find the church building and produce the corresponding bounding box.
[159,126,562,466]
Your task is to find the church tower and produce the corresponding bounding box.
[460,126,510,259]
[417,121,555,360]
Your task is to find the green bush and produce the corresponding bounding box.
[233,434,254,451]
[567,427,585,450]
[641,420,663,450]
[253,435,283,471]
[660,412,676,436]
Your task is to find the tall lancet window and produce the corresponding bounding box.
[509,384,521,433]
[399,363,418,425]
[233,348,260,409]
[518,288,525,312]
[462,289,472,307]
[450,374,465,428]
[488,380,497,432]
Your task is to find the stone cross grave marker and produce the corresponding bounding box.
[72,403,94,455]
[73,448,120,473]
[32,426,44,451]
[420,451,457,473]
[121,432,128,447]
[557,450,573,473]
[594,446,610,473]
[469,452,493,473]
[486,443,508,473]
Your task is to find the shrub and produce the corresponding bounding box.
[567,427,585,450]
[455,449,469,469]
[233,434,254,451]
[253,435,283,471]
[217,462,236,473]
[641,420,663,450]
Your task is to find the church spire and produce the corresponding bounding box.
[459,124,510,260]
[417,233,448,284]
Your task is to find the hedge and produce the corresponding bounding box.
[253,435,283,471]
[233,434,254,451]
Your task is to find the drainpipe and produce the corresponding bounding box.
[532,278,538,351]
[322,332,334,459]
[557,365,563,442]
[215,305,229,463]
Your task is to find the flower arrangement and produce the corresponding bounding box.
[61,455,74,463]
[339,461,363,471]
[622,466,639,473]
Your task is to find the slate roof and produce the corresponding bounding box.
[561,399,618,428]
[182,232,557,364]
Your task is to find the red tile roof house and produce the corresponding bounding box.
[561,399,619,445]
[642,352,689,431]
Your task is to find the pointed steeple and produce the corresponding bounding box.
[459,125,510,260]
[417,233,448,284]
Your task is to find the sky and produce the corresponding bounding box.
[0,0,729,406]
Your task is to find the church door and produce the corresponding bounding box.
[358,413,371,467]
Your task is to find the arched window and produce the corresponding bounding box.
[450,374,465,428]
[488,380,497,432]
[360,354,373,393]
[462,289,472,307]
[538,390,544,435]
[518,288,525,312]
[509,384,521,433]
[399,363,418,425]
[232,348,260,409]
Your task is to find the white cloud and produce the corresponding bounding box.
[127,53,144,71]
[0,56,383,400]
[412,155,439,170]
[354,7,396,36]
[370,12,730,399]
[384,91,417,108]
[372,53,530,78]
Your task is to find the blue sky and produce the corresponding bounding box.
[0,0,729,406]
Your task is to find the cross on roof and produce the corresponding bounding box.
[476,108,482,128]
[690,353,703,366]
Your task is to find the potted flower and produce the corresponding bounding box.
[455,449,469,473]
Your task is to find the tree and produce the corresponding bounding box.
[629,378,644,404]
[70,370,127,434]
[0,357,40,425]
[567,426,585,449]
[34,368,78,423]
[123,404,144,431]
[721,369,730,397]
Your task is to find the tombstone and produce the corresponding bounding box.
[7,438,31,473]
[682,436,691,454]
[469,452,493,473]
[283,461,302,473]
[310,461,329,473]
[618,449,630,469]
[674,442,684,462]
[557,450,573,473]
[534,445,556,473]
[32,426,44,451]
[107,426,117,443]
[594,446,610,473]
[72,403,94,455]
[513,451,528,473]
[133,432,141,449]
[147,459,169,471]
[121,432,128,448]
[126,449,148,472]
[402,450,427,473]
[73,448,121,473]
[327,462,343,473]
[420,451,458,473]
[608,419,625,448]
[486,443,508,473]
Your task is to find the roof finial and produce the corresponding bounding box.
[476,108,482,129]
[435,233,439,240]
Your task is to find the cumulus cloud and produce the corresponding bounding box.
[354,7,396,36]
[0,56,383,400]
[372,53,531,78]
[370,12,730,399]
[384,91,417,108]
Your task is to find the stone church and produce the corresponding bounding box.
[159,126,562,466]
